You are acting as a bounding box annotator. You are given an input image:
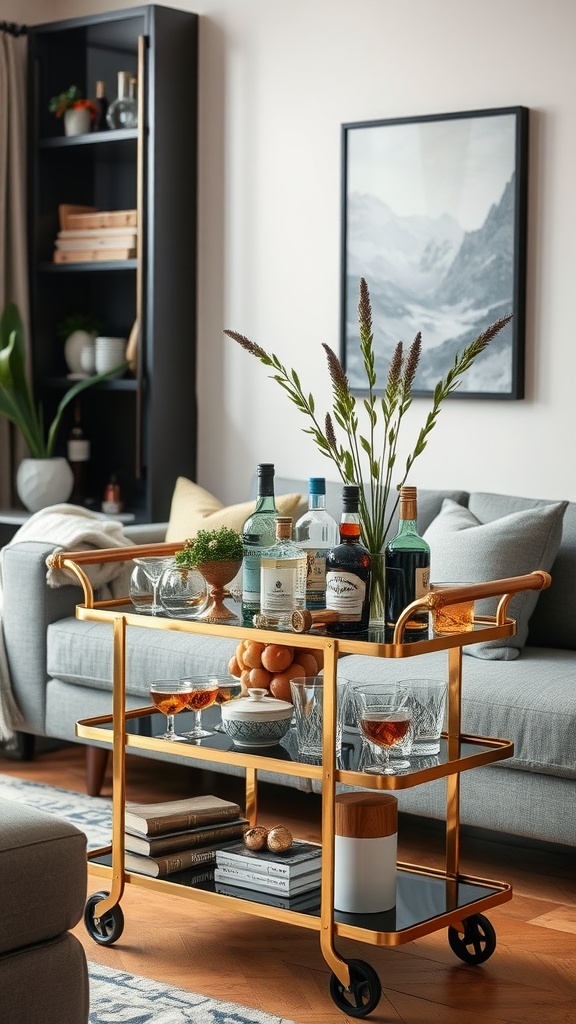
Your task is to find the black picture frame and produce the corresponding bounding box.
[340,107,529,399]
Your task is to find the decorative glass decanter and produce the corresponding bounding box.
[106,71,138,129]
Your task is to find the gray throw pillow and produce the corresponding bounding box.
[423,498,567,660]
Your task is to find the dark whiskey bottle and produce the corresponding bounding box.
[325,485,371,634]
[385,485,430,640]
[66,401,90,505]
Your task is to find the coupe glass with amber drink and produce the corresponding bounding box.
[149,679,194,742]
[350,683,414,774]
[180,677,220,739]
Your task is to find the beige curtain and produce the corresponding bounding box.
[0,25,29,507]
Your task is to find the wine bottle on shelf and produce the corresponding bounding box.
[325,484,371,635]
[106,71,138,129]
[294,477,339,610]
[384,485,430,640]
[259,517,307,629]
[93,80,108,131]
[66,401,90,505]
[241,463,278,624]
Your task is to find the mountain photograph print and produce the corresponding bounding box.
[341,107,528,399]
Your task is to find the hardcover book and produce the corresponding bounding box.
[126,840,239,878]
[124,795,242,837]
[216,881,321,912]
[213,865,322,896]
[125,818,249,857]
[215,838,322,878]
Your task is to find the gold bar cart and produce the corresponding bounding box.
[56,543,550,1017]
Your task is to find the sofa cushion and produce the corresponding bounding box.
[467,493,576,652]
[423,498,567,660]
[47,617,238,697]
[338,648,576,779]
[0,799,87,955]
[165,476,305,543]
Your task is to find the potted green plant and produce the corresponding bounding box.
[0,301,127,511]
[175,527,243,622]
[48,85,98,136]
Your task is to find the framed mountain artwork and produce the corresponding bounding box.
[340,107,529,399]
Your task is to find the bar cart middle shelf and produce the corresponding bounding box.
[63,543,549,1018]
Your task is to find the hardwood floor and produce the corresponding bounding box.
[2,744,575,1023]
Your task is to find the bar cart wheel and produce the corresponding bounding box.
[84,891,125,946]
[329,958,382,1017]
[448,913,496,965]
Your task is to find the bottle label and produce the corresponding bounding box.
[67,439,90,462]
[261,559,303,612]
[325,571,366,619]
[242,552,261,604]
[303,548,327,605]
[415,567,430,598]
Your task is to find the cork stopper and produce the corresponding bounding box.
[335,793,397,838]
[399,485,417,521]
[275,516,293,539]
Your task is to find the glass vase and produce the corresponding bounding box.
[369,550,386,629]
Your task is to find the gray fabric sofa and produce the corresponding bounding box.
[2,480,575,849]
[0,798,89,1023]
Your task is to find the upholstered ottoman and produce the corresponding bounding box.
[0,798,89,1023]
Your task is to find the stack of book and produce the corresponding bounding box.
[53,205,138,263]
[214,838,322,911]
[124,795,248,878]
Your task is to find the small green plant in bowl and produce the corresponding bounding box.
[48,85,97,120]
[175,527,243,568]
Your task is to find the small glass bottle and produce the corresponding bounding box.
[93,80,108,131]
[325,484,371,634]
[385,485,430,640]
[66,401,90,505]
[294,477,339,610]
[259,517,307,628]
[106,71,138,129]
[241,463,278,624]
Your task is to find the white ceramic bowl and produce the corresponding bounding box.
[220,688,293,748]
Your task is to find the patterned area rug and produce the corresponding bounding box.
[88,961,296,1024]
[0,773,112,847]
[0,775,297,1024]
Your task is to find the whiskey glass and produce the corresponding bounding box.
[350,683,413,774]
[149,679,195,742]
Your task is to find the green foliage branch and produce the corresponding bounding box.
[224,277,512,552]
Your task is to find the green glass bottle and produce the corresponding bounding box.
[241,463,277,624]
[385,485,430,640]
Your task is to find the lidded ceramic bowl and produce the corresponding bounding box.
[220,688,293,748]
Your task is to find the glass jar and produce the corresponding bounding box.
[106,71,138,129]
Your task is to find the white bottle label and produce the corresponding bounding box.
[261,560,301,612]
[415,567,430,598]
[325,571,366,619]
[67,439,90,462]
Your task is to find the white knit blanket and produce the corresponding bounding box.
[0,504,134,742]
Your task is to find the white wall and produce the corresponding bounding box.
[27,0,576,504]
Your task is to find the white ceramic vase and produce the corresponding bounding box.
[64,329,97,376]
[64,107,91,136]
[16,457,74,513]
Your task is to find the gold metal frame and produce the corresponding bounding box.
[57,543,549,991]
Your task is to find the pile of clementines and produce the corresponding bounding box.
[228,641,324,703]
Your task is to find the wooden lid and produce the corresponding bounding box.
[335,793,397,838]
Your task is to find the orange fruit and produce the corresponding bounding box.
[261,644,294,673]
[248,667,273,689]
[303,646,324,671]
[291,652,319,678]
[242,641,266,669]
[235,639,251,669]
[269,662,308,702]
[240,669,252,694]
[228,654,242,678]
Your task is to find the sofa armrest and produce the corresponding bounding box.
[2,541,81,733]
[124,522,168,544]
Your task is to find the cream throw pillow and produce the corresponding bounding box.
[165,477,305,543]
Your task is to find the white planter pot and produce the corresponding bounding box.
[64,107,91,136]
[16,457,74,513]
[64,329,97,375]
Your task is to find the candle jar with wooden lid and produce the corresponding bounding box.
[334,793,398,913]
